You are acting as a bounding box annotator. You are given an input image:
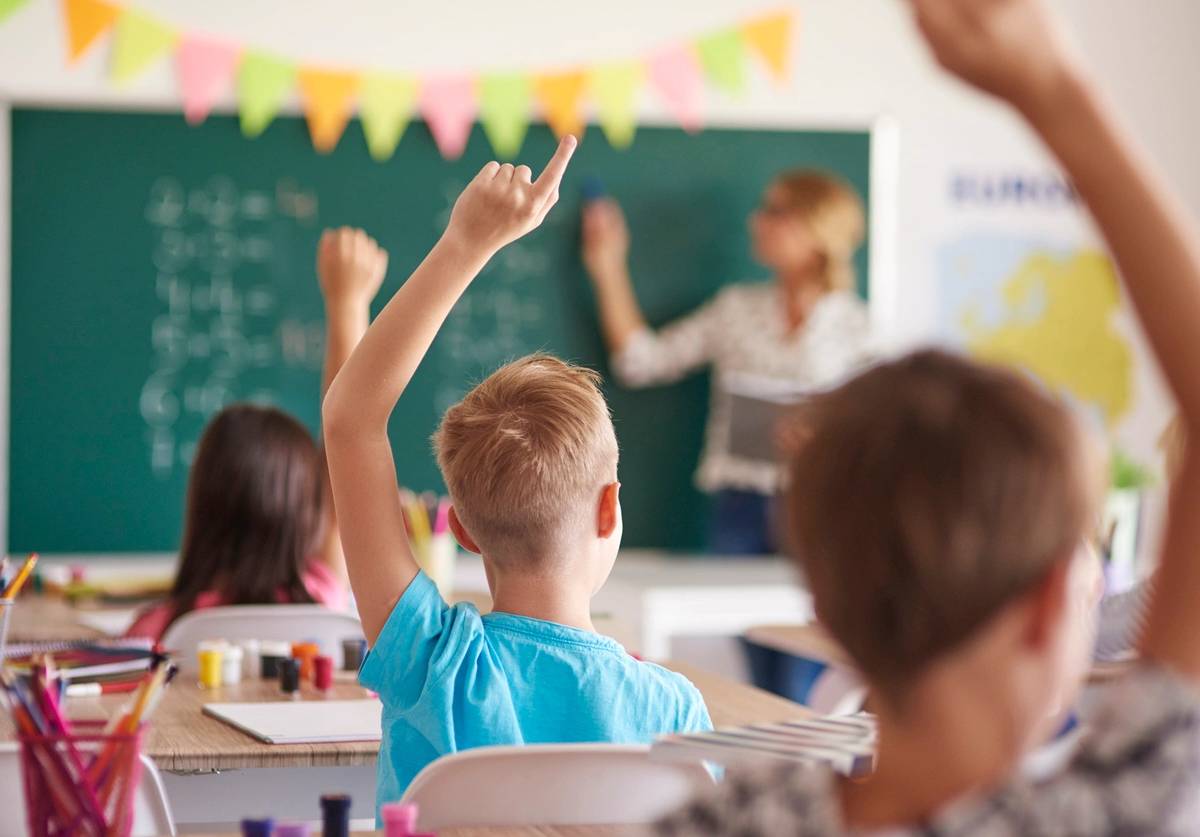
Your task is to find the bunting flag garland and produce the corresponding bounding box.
[480,73,532,159]
[177,35,241,126]
[741,10,793,83]
[421,76,476,160]
[31,3,797,159]
[359,72,418,162]
[110,8,176,84]
[647,45,703,134]
[62,0,119,63]
[0,0,32,26]
[589,61,643,149]
[297,67,360,153]
[533,70,586,140]
[237,51,295,138]
[696,28,748,95]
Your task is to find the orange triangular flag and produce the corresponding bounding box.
[741,10,794,83]
[62,0,120,63]
[297,67,360,153]
[534,70,586,139]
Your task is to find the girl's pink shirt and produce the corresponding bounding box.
[124,560,349,642]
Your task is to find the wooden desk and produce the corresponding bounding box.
[7,594,112,642]
[742,622,853,668]
[0,654,805,827]
[0,659,807,772]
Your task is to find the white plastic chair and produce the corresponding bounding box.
[806,666,868,716]
[160,604,363,673]
[0,743,176,836]
[400,744,714,831]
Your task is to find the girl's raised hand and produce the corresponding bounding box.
[317,227,389,309]
[445,136,578,256]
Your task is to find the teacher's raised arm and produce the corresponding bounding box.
[581,171,875,554]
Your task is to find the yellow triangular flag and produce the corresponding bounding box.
[359,72,418,162]
[534,70,586,139]
[62,0,119,63]
[741,11,793,83]
[588,61,643,149]
[298,67,361,153]
[110,8,177,84]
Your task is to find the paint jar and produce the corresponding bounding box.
[240,819,273,837]
[198,648,224,689]
[320,794,352,837]
[279,657,301,696]
[221,644,244,685]
[381,802,418,837]
[273,823,310,837]
[291,641,320,681]
[236,639,260,680]
[260,640,291,679]
[341,637,367,672]
[314,655,334,691]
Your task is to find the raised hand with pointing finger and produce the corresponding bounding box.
[444,136,577,258]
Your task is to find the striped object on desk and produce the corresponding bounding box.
[651,713,876,777]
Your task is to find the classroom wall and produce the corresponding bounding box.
[1,0,1198,532]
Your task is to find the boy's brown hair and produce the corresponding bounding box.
[786,349,1097,704]
[433,353,619,562]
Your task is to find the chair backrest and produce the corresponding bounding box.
[806,665,868,716]
[400,744,713,831]
[161,604,363,673]
[0,743,176,836]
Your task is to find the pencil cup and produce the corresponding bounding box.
[0,598,13,660]
[18,720,145,837]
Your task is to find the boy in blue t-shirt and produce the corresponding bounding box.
[323,137,712,813]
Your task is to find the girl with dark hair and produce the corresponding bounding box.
[127,228,388,640]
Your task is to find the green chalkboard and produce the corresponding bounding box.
[9,107,870,554]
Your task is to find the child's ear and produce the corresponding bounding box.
[448,506,482,554]
[596,482,621,539]
[1023,558,1071,651]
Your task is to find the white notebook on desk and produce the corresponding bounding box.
[203,699,383,744]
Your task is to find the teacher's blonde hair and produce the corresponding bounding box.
[774,170,865,292]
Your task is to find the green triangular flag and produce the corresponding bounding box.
[110,9,177,85]
[696,28,747,95]
[479,73,531,159]
[238,51,295,138]
[589,62,642,149]
[0,0,33,26]
[359,72,418,162]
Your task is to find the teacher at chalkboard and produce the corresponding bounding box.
[581,171,873,554]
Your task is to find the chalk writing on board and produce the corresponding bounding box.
[140,175,319,478]
[431,177,555,414]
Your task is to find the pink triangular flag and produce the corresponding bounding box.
[177,35,241,125]
[647,44,704,134]
[420,76,476,160]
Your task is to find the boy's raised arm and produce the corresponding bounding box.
[322,137,577,642]
[910,0,1200,680]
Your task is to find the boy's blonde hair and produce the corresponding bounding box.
[433,353,619,562]
[786,350,1097,706]
[774,170,865,292]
